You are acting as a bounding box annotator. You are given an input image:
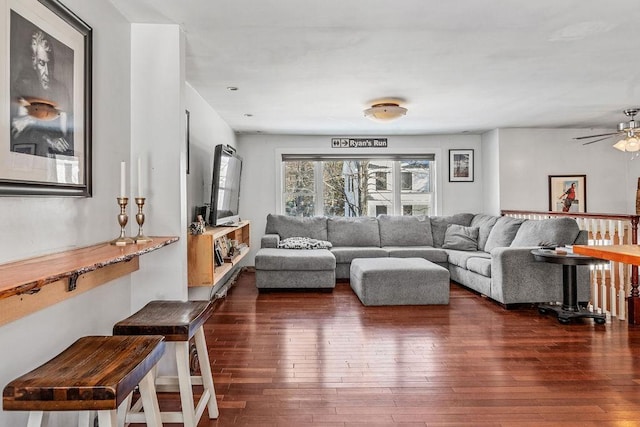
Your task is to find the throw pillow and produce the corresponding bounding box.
[430,213,475,248]
[277,236,333,250]
[484,216,526,252]
[442,224,480,251]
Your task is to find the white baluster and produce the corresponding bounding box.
[599,263,607,316]
[591,259,599,314]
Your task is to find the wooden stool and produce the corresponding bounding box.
[113,300,219,426]
[2,335,165,427]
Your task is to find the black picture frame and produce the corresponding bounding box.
[185,109,190,175]
[1,0,92,196]
[449,149,474,182]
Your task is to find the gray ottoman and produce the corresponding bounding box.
[255,248,336,290]
[350,257,450,306]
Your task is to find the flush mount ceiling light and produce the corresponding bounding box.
[363,102,407,122]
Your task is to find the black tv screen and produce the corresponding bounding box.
[209,145,242,226]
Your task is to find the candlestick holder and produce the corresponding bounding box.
[134,197,153,244]
[110,197,135,246]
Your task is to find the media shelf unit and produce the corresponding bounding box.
[187,221,250,288]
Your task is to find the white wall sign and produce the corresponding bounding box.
[331,138,388,148]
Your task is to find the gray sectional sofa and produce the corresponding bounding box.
[256,213,590,307]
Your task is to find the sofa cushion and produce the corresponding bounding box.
[467,257,492,277]
[484,216,526,252]
[278,237,332,250]
[442,224,479,251]
[377,215,434,246]
[445,250,490,269]
[470,214,499,252]
[327,217,381,247]
[255,248,336,271]
[330,247,388,264]
[510,217,581,247]
[382,246,448,264]
[265,214,328,240]
[430,213,474,248]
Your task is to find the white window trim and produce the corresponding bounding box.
[275,147,443,216]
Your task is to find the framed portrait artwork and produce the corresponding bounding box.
[1,0,92,196]
[449,149,474,182]
[548,175,587,213]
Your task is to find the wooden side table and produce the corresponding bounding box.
[531,249,608,324]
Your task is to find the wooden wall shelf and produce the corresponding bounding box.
[187,221,250,288]
[0,237,178,326]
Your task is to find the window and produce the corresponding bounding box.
[376,205,388,216]
[283,160,316,217]
[282,155,435,217]
[401,171,412,190]
[375,171,388,191]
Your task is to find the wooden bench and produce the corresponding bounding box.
[113,300,218,426]
[2,335,165,427]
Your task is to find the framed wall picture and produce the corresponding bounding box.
[548,175,587,213]
[449,149,474,182]
[1,0,92,196]
[185,109,190,175]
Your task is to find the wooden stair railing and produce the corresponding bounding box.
[501,210,640,321]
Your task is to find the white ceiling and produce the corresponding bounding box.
[109,0,640,136]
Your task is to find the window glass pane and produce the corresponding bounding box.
[365,160,393,217]
[401,172,412,190]
[399,160,433,216]
[322,161,346,217]
[284,161,315,217]
[376,205,388,216]
[375,172,388,191]
[284,157,434,218]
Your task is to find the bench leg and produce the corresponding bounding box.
[138,369,162,427]
[194,326,219,418]
[27,411,46,427]
[176,341,198,427]
[78,411,94,427]
[97,410,117,427]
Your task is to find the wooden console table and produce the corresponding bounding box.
[0,237,178,326]
[573,244,640,325]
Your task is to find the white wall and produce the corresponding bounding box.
[237,133,483,264]
[184,83,237,300]
[0,1,134,426]
[185,82,237,222]
[129,24,187,307]
[497,128,640,214]
[481,129,500,215]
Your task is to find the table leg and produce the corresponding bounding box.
[538,264,606,325]
[562,265,578,311]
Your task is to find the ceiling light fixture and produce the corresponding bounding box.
[364,102,407,122]
[613,109,640,152]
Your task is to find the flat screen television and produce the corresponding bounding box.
[209,144,243,226]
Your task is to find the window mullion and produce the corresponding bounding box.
[315,161,324,216]
[392,161,401,215]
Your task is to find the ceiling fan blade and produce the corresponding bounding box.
[582,135,615,145]
[573,132,619,140]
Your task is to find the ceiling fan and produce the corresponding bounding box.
[574,108,640,151]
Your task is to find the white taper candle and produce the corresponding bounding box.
[120,161,126,197]
[137,157,142,197]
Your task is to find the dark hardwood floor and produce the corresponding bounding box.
[172,270,640,426]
